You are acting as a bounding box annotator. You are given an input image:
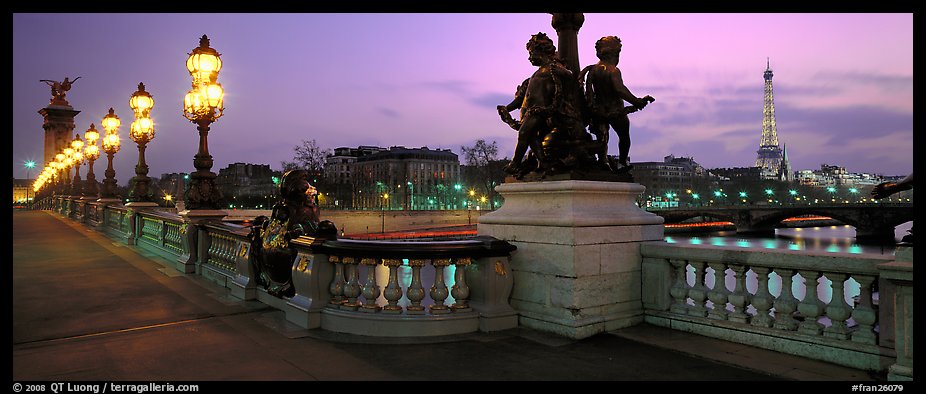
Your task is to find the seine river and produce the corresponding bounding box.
[665,221,913,256]
[664,221,913,310]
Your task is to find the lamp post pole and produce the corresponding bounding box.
[69,134,84,197]
[177,34,227,274]
[182,35,225,212]
[100,108,122,202]
[127,83,156,206]
[82,124,101,200]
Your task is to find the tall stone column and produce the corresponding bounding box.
[38,105,80,174]
[478,181,664,339]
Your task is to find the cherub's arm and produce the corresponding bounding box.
[609,68,649,108]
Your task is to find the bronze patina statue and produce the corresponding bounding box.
[497,15,654,182]
[248,169,337,298]
[582,36,654,173]
[40,76,81,105]
[498,32,594,179]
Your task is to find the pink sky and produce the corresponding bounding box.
[13,13,913,182]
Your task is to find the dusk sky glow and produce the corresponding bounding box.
[13,13,913,182]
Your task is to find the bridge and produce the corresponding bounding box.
[649,204,914,240]
[13,209,893,381]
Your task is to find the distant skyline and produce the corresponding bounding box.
[13,13,913,182]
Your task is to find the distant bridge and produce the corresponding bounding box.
[649,204,914,240]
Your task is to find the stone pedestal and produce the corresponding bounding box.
[879,247,913,381]
[178,209,227,274]
[477,180,663,339]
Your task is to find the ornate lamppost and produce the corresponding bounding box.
[69,135,84,196]
[54,152,67,196]
[100,108,122,201]
[176,34,227,273]
[181,35,226,213]
[127,83,157,206]
[82,124,101,199]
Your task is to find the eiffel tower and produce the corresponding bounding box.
[755,58,783,180]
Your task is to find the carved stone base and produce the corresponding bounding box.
[478,180,663,339]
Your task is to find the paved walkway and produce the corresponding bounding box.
[13,210,877,381]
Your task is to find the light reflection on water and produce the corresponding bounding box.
[669,222,911,322]
[666,222,912,255]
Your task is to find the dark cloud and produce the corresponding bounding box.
[469,92,516,109]
[776,103,912,146]
[420,80,472,96]
[377,107,401,118]
[810,72,913,92]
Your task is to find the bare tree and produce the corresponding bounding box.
[281,139,331,173]
[461,139,506,209]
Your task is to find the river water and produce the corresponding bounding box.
[665,221,913,256]
[664,221,912,313]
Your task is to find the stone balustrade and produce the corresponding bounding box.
[133,210,188,261]
[641,241,902,372]
[102,205,133,241]
[85,207,520,337]
[296,237,518,336]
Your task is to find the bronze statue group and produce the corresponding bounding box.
[498,33,654,181]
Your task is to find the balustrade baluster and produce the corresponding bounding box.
[451,257,472,312]
[382,258,404,314]
[360,258,381,312]
[328,256,346,305]
[751,266,774,328]
[824,272,851,339]
[406,259,427,314]
[706,262,729,320]
[342,257,362,310]
[727,265,750,323]
[668,259,690,315]
[687,261,708,317]
[429,258,451,315]
[773,268,799,330]
[850,275,877,344]
[797,270,824,336]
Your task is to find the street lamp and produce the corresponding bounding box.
[382,192,389,233]
[69,134,84,196]
[100,108,122,200]
[82,124,101,199]
[55,152,68,195]
[24,160,36,202]
[182,35,225,211]
[126,82,156,204]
